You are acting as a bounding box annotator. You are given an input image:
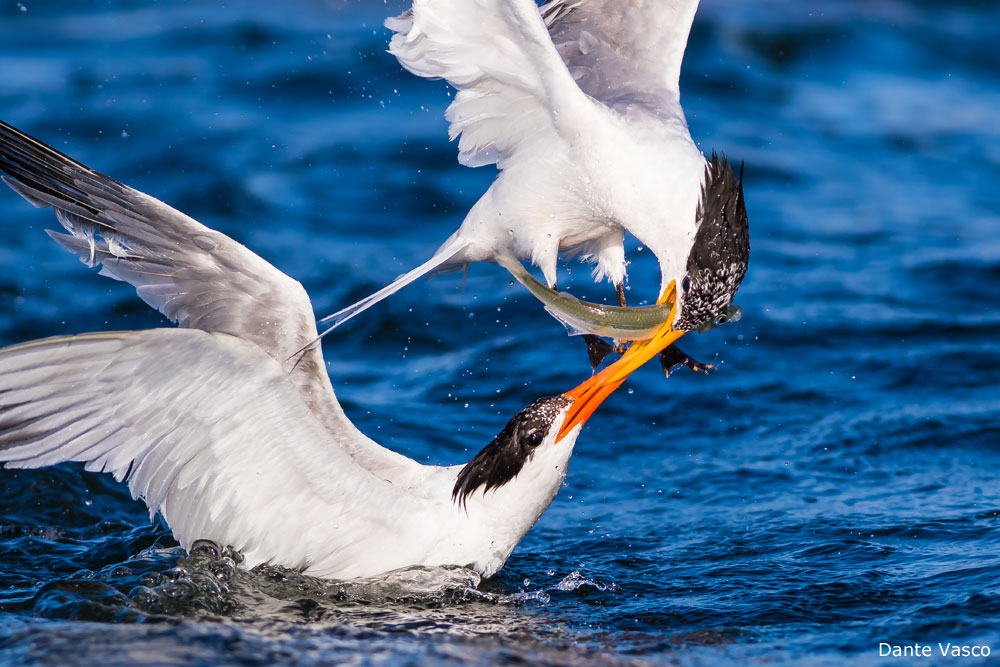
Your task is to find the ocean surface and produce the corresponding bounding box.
[0,0,998,664]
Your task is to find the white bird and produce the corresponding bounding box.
[322,0,737,341]
[0,120,700,581]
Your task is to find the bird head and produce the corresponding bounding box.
[554,155,750,440]
[452,395,574,508]
[451,348,671,508]
[671,153,750,333]
[452,159,749,505]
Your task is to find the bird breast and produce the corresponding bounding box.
[581,111,706,284]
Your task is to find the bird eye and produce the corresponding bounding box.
[681,277,691,292]
[525,430,544,447]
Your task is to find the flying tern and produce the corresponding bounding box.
[0,119,746,580]
[320,0,743,365]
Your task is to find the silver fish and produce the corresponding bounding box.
[499,257,741,340]
[498,256,674,340]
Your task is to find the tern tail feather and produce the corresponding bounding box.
[316,235,471,333]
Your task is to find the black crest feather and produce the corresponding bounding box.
[452,396,571,508]
[674,153,750,331]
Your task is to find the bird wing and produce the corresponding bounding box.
[0,120,420,475]
[387,0,699,169]
[387,0,597,169]
[0,120,313,368]
[541,0,700,114]
[0,329,442,577]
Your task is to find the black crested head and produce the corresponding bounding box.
[674,153,750,332]
[452,396,572,508]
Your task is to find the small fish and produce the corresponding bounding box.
[498,256,674,340]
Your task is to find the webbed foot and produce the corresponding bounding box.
[583,334,615,372]
[660,345,716,377]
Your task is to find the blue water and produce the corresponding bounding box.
[0,0,999,664]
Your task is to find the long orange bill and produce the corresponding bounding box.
[556,282,684,442]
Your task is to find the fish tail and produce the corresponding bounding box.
[496,254,547,297]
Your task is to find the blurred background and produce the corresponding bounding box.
[0,0,998,664]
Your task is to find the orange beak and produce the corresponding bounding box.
[556,282,685,442]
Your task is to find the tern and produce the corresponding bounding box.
[0,118,745,580]
[320,0,740,362]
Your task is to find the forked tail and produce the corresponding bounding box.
[316,235,470,334]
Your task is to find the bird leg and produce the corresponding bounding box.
[618,281,713,376]
[613,282,628,354]
[554,278,616,372]
[615,282,627,308]
[580,281,714,376]
[583,334,615,372]
[659,345,716,377]
[582,281,629,371]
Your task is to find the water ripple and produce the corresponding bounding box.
[0,0,999,664]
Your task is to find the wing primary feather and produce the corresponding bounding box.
[0,120,340,419]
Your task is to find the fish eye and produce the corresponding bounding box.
[697,305,743,333]
[681,277,691,292]
[525,430,544,447]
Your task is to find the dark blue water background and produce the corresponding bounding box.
[0,0,998,664]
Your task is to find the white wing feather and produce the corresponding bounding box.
[0,121,418,477]
[0,329,448,578]
[389,0,700,169]
[542,0,700,114]
[0,124,309,365]
[387,0,595,169]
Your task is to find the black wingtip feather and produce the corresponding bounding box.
[0,120,122,217]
